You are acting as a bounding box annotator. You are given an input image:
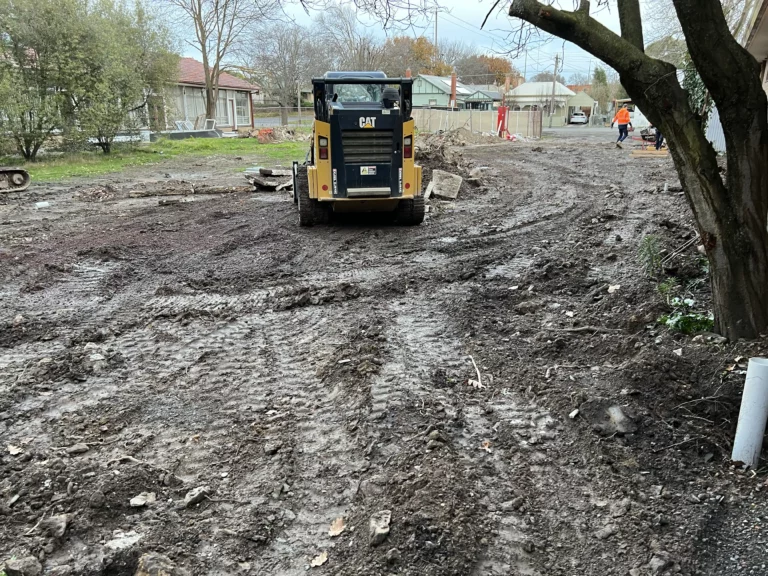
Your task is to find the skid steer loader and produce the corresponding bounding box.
[292,72,424,226]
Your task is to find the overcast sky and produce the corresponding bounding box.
[281,0,624,82]
[183,1,628,83]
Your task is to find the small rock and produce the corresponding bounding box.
[13,314,26,326]
[184,486,211,507]
[629,569,642,576]
[514,301,541,315]
[89,490,106,508]
[426,439,443,451]
[130,492,157,508]
[40,514,69,538]
[48,567,73,576]
[386,548,401,565]
[264,440,283,455]
[106,530,142,551]
[369,510,392,546]
[594,524,618,540]
[568,409,579,420]
[4,556,42,576]
[611,498,631,518]
[134,552,179,576]
[648,555,670,574]
[66,443,89,455]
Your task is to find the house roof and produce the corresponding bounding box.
[417,74,474,97]
[508,81,575,97]
[178,58,260,92]
[467,89,502,101]
[745,0,768,59]
[567,91,597,106]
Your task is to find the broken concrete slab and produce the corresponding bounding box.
[259,168,291,177]
[245,175,280,190]
[424,181,435,200]
[431,170,462,200]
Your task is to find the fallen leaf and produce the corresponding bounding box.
[7,445,23,456]
[329,517,345,537]
[608,284,621,294]
[726,364,736,372]
[191,434,200,443]
[481,440,492,453]
[310,551,328,567]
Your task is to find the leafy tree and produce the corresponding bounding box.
[592,66,608,85]
[0,73,63,160]
[75,0,177,153]
[508,0,768,339]
[0,0,85,160]
[480,55,514,85]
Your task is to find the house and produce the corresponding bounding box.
[566,91,597,122]
[745,0,768,97]
[706,1,768,152]
[412,74,474,109]
[166,58,262,131]
[506,81,575,126]
[465,85,504,110]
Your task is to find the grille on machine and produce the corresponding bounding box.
[341,130,393,164]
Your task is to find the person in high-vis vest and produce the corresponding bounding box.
[611,104,632,148]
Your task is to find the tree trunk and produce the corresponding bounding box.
[205,85,217,121]
[281,106,289,126]
[509,0,768,339]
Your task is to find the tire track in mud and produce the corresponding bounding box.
[108,302,366,574]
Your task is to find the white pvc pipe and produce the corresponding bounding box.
[732,357,768,468]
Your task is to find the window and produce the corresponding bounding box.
[216,90,230,126]
[236,92,250,126]
[332,84,382,102]
[428,99,437,106]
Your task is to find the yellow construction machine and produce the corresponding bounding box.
[292,72,424,226]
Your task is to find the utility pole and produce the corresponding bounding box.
[549,53,559,128]
[434,8,438,69]
[297,84,302,125]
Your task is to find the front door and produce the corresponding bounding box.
[229,99,236,129]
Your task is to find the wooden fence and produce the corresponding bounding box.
[412,109,542,139]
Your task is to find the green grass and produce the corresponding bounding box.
[0,137,310,183]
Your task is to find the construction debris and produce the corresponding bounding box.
[245,167,292,192]
[431,170,463,200]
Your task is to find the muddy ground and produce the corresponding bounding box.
[1,135,767,576]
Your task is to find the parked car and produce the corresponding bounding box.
[569,111,588,125]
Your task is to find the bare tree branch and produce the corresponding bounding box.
[617,0,645,50]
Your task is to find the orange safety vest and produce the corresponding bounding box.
[613,108,631,125]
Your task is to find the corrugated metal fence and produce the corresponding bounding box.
[706,106,727,153]
[412,109,542,138]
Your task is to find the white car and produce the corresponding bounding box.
[569,111,588,125]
